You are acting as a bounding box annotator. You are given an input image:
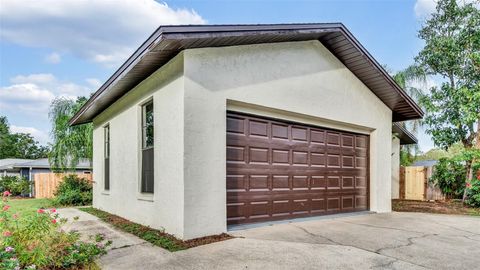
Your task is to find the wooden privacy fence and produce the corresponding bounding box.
[400,166,445,201]
[34,173,92,199]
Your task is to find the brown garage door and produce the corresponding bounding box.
[227,112,369,225]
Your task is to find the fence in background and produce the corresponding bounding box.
[33,172,92,199]
[400,166,445,201]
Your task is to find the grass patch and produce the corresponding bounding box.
[80,207,233,252]
[392,199,480,216]
[7,198,54,219]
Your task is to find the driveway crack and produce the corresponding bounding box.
[369,258,398,270]
[109,242,148,251]
[339,220,428,234]
[290,224,343,245]
[375,233,437,254]
[290,223,431,269]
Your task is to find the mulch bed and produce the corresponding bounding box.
[79,207,233,251]
[392,199,480,216]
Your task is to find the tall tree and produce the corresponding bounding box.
[392,65,427,165]
[417,0,480,198]
[0,116,49,159]
[49,97,93,170]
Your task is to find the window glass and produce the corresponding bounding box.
[104,125,110,190]
[141,101,154,193]
[143,102,154,148]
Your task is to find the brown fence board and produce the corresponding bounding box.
[401,166,445,201]
[34,173,92,199]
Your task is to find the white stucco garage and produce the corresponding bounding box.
[70,24,422,240]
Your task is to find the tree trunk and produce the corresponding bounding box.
[476,118,480,149]
[463,159,473,202]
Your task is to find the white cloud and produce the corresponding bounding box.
[45,52,61,64]
[0,73,93,118]
[1,73,95,144]
[85,78,102,89]
[414,0,479,18]
[0,0,206,67]
[414,0,437,18]
[10,125,50,145]
[11,73,56,85]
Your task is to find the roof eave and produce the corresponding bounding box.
[392,123,418,145]
[69,23,424,126]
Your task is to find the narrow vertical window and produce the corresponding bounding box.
[141,101,154,193]
[104,125,110,190]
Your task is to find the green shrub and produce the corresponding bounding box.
[53,174,92,206]
[429,158,466,199]
[0,176,30,196]
[0,191,110,269]
[466,179,480,207]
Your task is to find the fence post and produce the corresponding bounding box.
[423,167,428,201]
[399,166,405,199]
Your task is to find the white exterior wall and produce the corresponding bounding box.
[92,55,186,238]
[391,137,401,199]
[182,40,392,239]
[91,40,394,240]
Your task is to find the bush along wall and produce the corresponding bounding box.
[465,173,480,207]
[0,176,30,197]
[53,174,92,206]
[429,158,466,199]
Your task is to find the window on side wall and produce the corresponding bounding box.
[104,125,110,190]
[141,100,154,193]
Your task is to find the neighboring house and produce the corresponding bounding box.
[0,158,92,181]
[412,160,438,167]
[391,123,418,199]
[0,159,34,177]
[69,24,423,240]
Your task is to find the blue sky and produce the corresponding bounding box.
[0,0,438,151]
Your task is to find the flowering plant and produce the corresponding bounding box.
[1,191,111,269]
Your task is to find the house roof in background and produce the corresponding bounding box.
[0,159,34,168]
[13,158,92,169]
[412,160,438,167]
[69,23,424,126]
[0,158,92,170]
[392,123,418,145]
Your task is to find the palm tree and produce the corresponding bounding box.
[392,65,427,164]
[393,65,427,134]
[49,97,93,171]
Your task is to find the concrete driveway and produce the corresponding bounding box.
[59,209,480,270]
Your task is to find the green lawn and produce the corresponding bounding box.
[6,198,54,219]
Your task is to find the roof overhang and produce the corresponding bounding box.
[69,23,424,126]
[392,123,418,145]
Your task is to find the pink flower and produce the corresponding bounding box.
[5,246,14,252]
[51,219,57,224]
[466,182,472,188]
[12,213,19,219]
[3,191,11,197]
[37,209,45,214]
[50,208,56,213]
[2,205,10,211]
[3,231,12,237]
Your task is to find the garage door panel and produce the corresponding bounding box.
[226,175,247,191]
[342,196,355,209]
[227,112,369,225]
